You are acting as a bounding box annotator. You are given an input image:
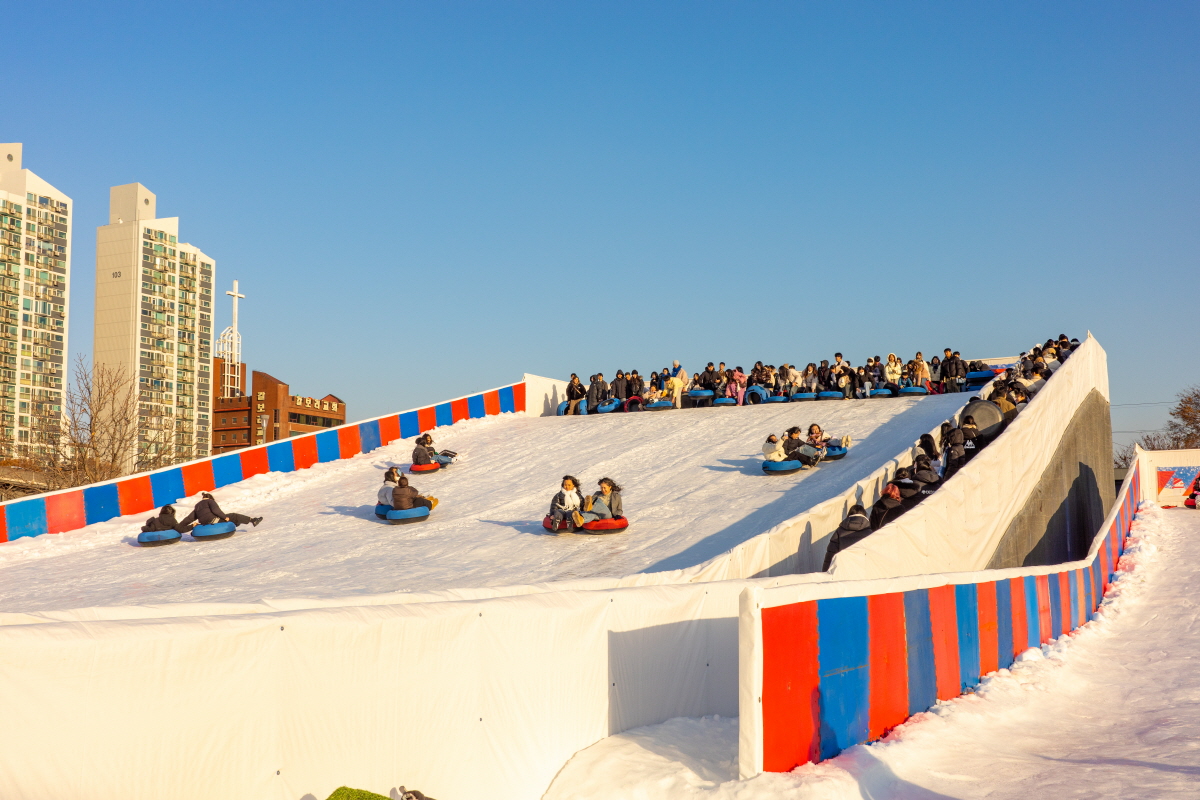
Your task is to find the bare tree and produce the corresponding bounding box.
[1113,385,1200,467]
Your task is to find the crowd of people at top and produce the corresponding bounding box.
[820,334,1083,570]
[559,340,1090,414]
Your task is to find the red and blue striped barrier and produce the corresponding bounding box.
[0,382,526,542]
[748,465,1140,773]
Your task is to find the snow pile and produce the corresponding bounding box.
[546,504,1200,800]
[0,396,964,614]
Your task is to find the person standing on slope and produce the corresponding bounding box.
[565,374,587,415]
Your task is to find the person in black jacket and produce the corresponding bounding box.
[961,416,982,461]
[699,363,719,391]
[870,483,903,530]
[611,371,628,401]
[822,505,873,570]
[943,426,967,479]
[586,373,610,413]
[627,370,645,400]
[893,467,923,512]
[912,457,941,504]
[140,505,178,533]
[565,374,587,415]
[176,493,261,531]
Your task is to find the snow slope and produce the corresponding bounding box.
[0,395,963,614]
[544,504,1200,800]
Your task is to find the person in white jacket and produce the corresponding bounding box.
[884,353,903,384]
[762,434,788,462]
[378,467,401,506]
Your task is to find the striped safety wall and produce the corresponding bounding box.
[0,382,526,543]
[748,463,1141,773]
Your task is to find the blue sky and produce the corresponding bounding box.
[8,1,1198,443]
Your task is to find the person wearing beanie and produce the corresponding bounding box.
[822,505,873,570]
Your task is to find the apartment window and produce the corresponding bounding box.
[169,235,177,244]
[221,434,226,442]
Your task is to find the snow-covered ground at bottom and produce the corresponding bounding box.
[0,396,963,614]
[544,504,1200,800]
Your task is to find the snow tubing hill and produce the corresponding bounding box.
[374,504,431,524]
[191,521,236,541]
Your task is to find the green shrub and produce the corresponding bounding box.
[325,787,390,800]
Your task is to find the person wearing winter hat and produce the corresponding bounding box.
[823,505,873,570]
[392,473,437,511]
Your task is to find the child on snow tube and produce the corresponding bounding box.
[383,467,438,511]
[782,427,823,467]
[807,423,852,450]
[414,433,455,466]
[571,477,624,528]
[762,434,787,462]
[547,475,585,526]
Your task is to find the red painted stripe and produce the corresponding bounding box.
[181,461,215,497]
[928,585,960,701]
[240,446,270,479]
[378,415,400,445]
[292,436,319,470]
[1036,575,1052,644]
[483,390,501,416]
[867,593,908,740]
[45,491,86,534]
[338,426,361,459]
[0,506,6,543]
[451,398,470,423]
[513,382,527,412]
[417,406,437,433]
[1009,577,1028,658]
[1056,573,1071,635]
[976,581,999,676]
[117,476,155,516]
[762,601,821,772]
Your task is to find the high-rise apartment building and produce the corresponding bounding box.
[0,144,71,459]
[95,184,215,465]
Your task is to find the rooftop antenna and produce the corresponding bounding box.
[215,279,245,397]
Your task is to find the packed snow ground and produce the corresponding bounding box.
[544,504,1200,800]
[0,396,965,614]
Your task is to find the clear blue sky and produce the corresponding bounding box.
[8,1,1198,443]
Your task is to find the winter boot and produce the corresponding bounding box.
[251,517,263,527]
[427,497,439,510]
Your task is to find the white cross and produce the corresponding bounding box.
[226,280,245,331]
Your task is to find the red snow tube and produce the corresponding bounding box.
[579,515,629,534]
[543,515,573,532]
[410,463,442,474]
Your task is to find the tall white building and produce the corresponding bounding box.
[95,183,214,464]
[0,144,71,459]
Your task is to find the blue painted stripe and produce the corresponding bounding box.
[1023,576,1040,648]
[83,484,121,525]
[996,579,1014,670]
[6,498,47,539]
[955,584,981,690]
[467,394,486,419]
[315,430,340,463]
[1048,574,1063,639]
[150,469,186,507]
[211,455,244,488]
[1085,563,1096,621]
[816,596,870,760]
[359,420,381,453]
[498,385,515,413]
[903,589,937,716]
[267,441,296,473]
[399,411,420,439]
[435,403,453,427]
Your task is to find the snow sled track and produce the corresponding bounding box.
[0,395,967,613]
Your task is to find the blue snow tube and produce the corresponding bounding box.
[791,393,817,401]
[745,386,769,404]
[191,521,237,541]
[871,389,893,397]
[965,370,996,382]
[557,400,588,415]
[713,397,737,406]
[766,395,789,403]
[900,386,928,396]
[597,398,622,413]
[823,446,848,461]
[374,503,431,524]
[818,391,843,400]
[138,529,182,547]
[687,390,715,399]
[645,400,674,411]
[762,459,805,475]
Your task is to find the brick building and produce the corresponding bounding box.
[211,365,346,454]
